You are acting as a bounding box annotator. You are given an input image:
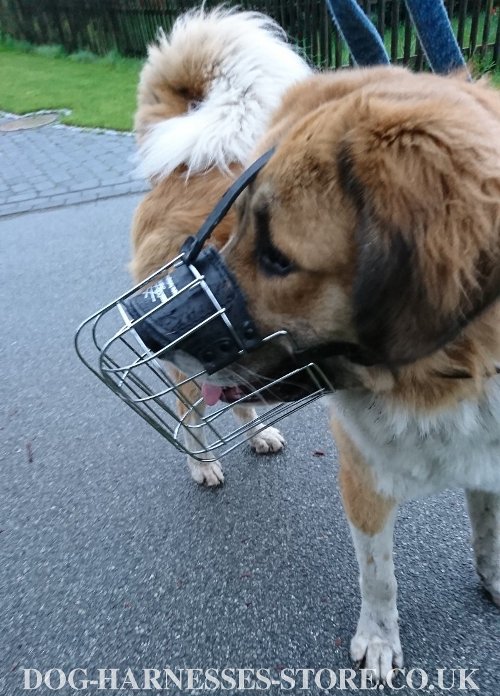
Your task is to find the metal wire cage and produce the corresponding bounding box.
[75,251,332,462]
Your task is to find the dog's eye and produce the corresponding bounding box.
[258,244,295,277]
[253,204,295,277]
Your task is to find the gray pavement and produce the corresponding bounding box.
[0,113,149,217]
[1,196,499,694]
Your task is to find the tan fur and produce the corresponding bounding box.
[135,17,224,142]
[131,169,238,283]
[201,65,500,671]
[224,66,500,415]
[131,19,242,275]
[130,9,296,482]
[332,420,394,535]
[169,365,203,419]
[130,17,243,482]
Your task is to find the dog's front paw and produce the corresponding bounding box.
[250,426,285,454]
[188,459,224,486]
[350,622,403,682]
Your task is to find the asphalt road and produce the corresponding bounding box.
[1,197,499,695]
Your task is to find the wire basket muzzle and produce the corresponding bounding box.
[75,250,332,462]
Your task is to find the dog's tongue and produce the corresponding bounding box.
[201,384,223,406]
[201,384,244,405]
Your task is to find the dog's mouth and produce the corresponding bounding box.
[201,384,245,405]
[201,366,323,406]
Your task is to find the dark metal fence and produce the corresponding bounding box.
[0,0,498,68]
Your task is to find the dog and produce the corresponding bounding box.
[130,8,311,485]
[170,65,500,678]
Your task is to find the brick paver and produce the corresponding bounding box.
[0,113,149,217]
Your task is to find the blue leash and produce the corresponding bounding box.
[325,0,469,76]
[405,0,468,75]
[324,0,389,66]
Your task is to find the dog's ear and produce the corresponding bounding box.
[336,94,500,366]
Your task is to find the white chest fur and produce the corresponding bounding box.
[330,381,500,500]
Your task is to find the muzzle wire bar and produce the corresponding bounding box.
[75,148,333,462]
[75,250,331,462]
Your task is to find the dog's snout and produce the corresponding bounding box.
[122,246,262,374]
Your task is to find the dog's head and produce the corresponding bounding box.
[207,68,500,399]
[127,68,500,405]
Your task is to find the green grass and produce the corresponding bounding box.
[0,22,498,131]
[0,43,142,130]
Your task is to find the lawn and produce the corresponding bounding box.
[0,47,142,131]
[0,33,498,132]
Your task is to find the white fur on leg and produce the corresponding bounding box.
[250,426,286,454]
[466,489,500,606]
[183,424,225,487]
[182,404,285,485]
[179,393,225,487]
[349,511,403,681]
[187,457,224,487]
[233,405,286,454]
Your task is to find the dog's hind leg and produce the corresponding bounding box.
[232,405,286,454]
[332,420,403,682]
[168,366,224,486]
[466,490,500,606]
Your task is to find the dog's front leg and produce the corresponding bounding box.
[168,365,225,486]
[332,421,403,682]
[347,508,402,681]
[233,405,286,454]
[466,489,500,606]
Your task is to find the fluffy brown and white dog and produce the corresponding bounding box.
[130,8,311,485]
[172,67,500,677]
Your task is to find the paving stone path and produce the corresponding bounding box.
[0,113,149,217]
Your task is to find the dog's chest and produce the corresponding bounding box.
[330,382,500,499]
